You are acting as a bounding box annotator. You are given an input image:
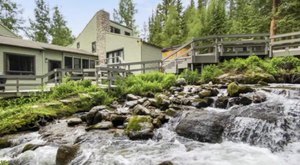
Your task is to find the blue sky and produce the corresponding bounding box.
[18,0,190,37]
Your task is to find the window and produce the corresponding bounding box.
[77,42,80,49]
[82,59,89,69]
[74,58,81,69]
[64,57,73,69]
[110,26,120,34]
[125,31,131,36]
[6,54,35,75]
[106,49,124,64]
[90,60,95,68]
[92,42,96,53]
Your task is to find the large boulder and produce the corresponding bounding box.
[175,78,187,86]
[56,144,80,165]
[227,82,254,97]
[126,94,140,101]
[22,143,43,153]
[175,110,230,143]
[192,98,214,108]
[110,114,127,127]
[126,116,154,140]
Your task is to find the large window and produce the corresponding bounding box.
[6,54,35,75]
[90,60,95,68]
[82,59,89,69]
[74,58,81,69]
[64,56,73,69]
[125,31,131,36]
[106,49,124,64]
[110,26,121,34]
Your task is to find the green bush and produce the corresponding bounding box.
[116,72,176,96]
[201,65,224,83]
[179,69,200,84]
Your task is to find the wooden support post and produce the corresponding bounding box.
[142,63,146,73]
[96,67,99,86]
[41,77,44,92]
[175,59,178,74]
[54,69,58,86]
[16,78,19,93]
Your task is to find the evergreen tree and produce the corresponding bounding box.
[148,9,164,46]
[0,0,24,33]
[113,0,137,29]
[205,0,226,35]
[28,0,51,43]
[277,0,300,33]
[50,6,74,46]
[161,6,182,47]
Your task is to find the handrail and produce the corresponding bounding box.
[162,40,193,61]
[270,31,300,39]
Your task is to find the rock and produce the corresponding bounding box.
[239,96,252,105]
[175,110,230,143]
[215,96,229,109]
[258,80,268,86]
[158,161,173,165]
[252,92,267,103]
[138,97,148,104]
[110,114,127,127]
[165,109,177,117]
[86,121,113,131]
[126,116,154,140]
[93,111,103,124]
[170,86,184,92]
[126,100,139,108]
[142,100,152,107]
[192,98,214,108]
[99,110,111,121]
[127,94,140,101]
[90,105,106,111]
[227,82,255,97]
[86,109,98,125]
[0,138,12,149]
[22,143,43,153]
[132,104,151,115]
[175,78,187,86]
[56,144,80,165]
[67,118,82,127]
[153,118,162,128]
[199,89,219,98]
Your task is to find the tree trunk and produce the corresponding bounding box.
[270,0,277,39]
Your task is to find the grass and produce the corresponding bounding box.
[126,116,152,132]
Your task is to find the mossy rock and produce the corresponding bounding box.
[193,98,214,108]
[227,82,240,97]
[126,116,153,132]
[215,96,229,109]
[258,80,268,86]
[199,90,212,98]
[241,72,276,84]
[22,143,43,153]
[227,82,255,97]
[165,109,177,117]
[0,138,12,149]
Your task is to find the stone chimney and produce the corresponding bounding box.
[96,10,110,63]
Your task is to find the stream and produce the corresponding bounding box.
[1,84,300,165]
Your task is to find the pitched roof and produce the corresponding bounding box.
[0,35,96,56]
[0,23,19,38]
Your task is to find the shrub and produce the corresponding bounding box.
[201,65,223,83]
[179,69,200,84]
[116,72,176,96]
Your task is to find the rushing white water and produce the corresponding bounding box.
[1,84,300,165]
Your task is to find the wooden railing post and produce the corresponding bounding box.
[54,69,58,86]
[41,77,44,92]
[16,78,19,93]
[96,67,99,86]
[143,64,146,73]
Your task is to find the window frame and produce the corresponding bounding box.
[92,41,96,53]
[125,31,131,36]
[64,56,73,69]
[4,53,36,76]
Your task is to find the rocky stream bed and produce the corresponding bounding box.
[0,81,300,165]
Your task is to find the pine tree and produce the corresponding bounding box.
[148,9,164,46]
[50,6,74,46]
[277,0,300,33]
[205,0,226,35]
[28,0,51,43]
[0,0,24,33]
[161,6,182,47]
[113,0,137,29]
